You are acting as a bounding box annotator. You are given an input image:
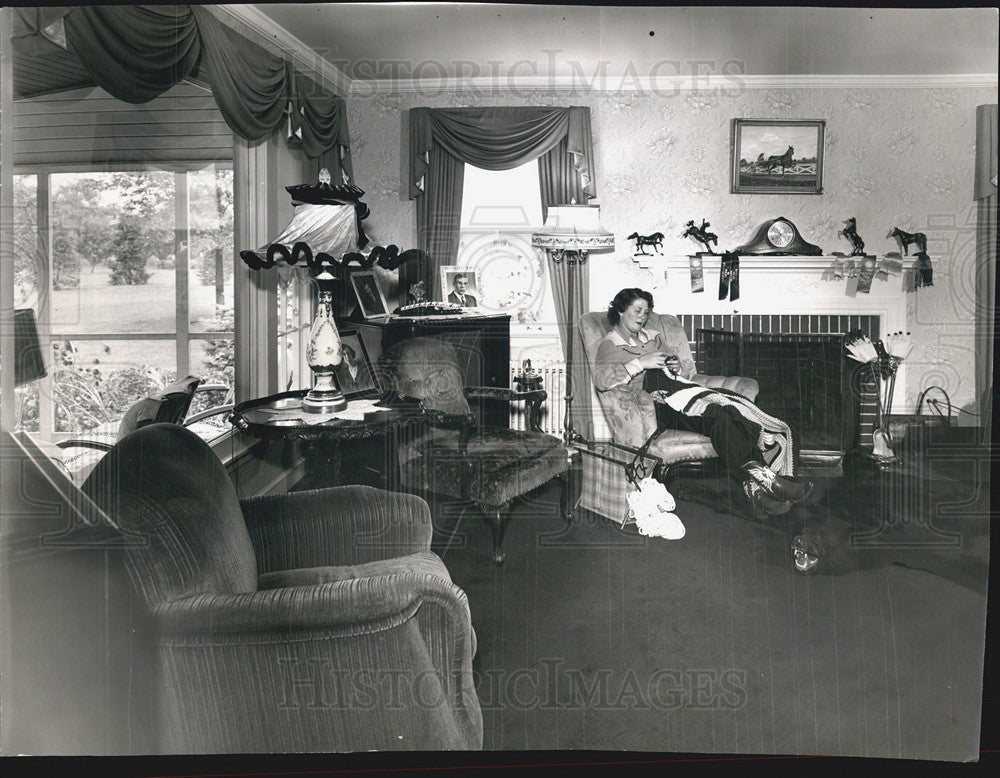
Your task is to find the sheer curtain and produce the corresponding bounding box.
[974,104,997,444]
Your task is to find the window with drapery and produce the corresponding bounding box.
[4,5,356,451]
[407,106,599,438]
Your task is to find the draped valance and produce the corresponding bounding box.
[408,106,595,199]
[14,5,351,174]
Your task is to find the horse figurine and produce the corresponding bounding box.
[764,145,794,172]
[887,227,927,256]
[627,231,664,256]
[838,217,865,256]
[681,219,718,254]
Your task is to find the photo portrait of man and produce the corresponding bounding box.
[447,272,478,307]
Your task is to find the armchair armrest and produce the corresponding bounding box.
[465,386,547,432]
[691,373,759,401]
[153,572,466,637]
[152,573,482,752]
[56,439,113,452]
[241,485,434,573]
[464,386,547,404]
[596,386,659,449]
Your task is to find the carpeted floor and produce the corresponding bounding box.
[430,446,990,760]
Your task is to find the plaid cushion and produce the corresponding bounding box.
[576,442,659,525]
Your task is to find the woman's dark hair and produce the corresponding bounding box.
[607,288,654,325]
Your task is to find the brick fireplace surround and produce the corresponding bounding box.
[590,255,915,470]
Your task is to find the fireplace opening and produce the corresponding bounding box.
[689,314,881,471]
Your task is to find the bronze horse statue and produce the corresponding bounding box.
[839,217,865,256]
[764,145,794,172]
[627,231,664,256]
[887,227,927,256]
[681,220,718,254]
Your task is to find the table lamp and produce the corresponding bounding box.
[239,169,366,413]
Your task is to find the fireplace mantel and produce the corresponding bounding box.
[653,254,915,313]
[647,254,917,414]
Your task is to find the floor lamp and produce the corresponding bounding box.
[532,204,614,446]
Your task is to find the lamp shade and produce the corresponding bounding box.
[531,204,615,252]
[240,203,358,270]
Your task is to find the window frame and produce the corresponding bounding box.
[11,162,236,445]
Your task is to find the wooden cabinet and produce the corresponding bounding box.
[345,314,511,428]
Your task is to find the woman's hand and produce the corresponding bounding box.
[637,351,669,370]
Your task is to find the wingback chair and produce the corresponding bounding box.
[377,336,575,564]
[579,310,759,480]
[80,423,483,753]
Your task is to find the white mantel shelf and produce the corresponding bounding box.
[654,254,917,273]
[637,254,918,415]
[648,254,917,314]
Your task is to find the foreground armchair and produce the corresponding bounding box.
[81,423,483,753]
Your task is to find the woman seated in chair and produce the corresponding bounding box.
[594,288,812,517]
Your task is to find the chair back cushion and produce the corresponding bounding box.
[82,423,257,608]
[579,311,695,446]
[579,311,694,373]
[377,337,471,415]
[117,375,202,439]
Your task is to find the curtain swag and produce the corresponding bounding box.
[58,4,350,164]
[409,107,596,199]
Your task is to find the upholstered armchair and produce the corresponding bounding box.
[81,423,483,753]
[579,311,759,479]
[377,336,575,564]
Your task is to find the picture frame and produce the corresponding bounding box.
[334,328,380,398]
[730,119,825,195]
[349,270,389,319]
[439,265,480,308]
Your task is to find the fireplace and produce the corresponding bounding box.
[687,314,881,471]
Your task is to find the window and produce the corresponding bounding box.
[457,162,565,434]
[12,166,234,443]
[458,162,557,333]
[276,266,312,393]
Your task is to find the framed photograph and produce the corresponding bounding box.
[439,265,480,308]
[335,328,380,398]
[349,270,389,319]
[731,119,825,195]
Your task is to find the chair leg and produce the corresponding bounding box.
[558,460,581,525]
[482,506,511,565]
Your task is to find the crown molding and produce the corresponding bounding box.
[348,71,998,97]
[213,4,352,97]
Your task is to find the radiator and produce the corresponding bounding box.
[509,363,565,435]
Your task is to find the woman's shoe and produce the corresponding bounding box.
[742,480,793,518]
[741,461,813,503]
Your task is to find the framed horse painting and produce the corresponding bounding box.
[731,119,825,195]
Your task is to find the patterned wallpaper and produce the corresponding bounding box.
[347,85,996,417]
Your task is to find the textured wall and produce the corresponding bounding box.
[347,85,996,417]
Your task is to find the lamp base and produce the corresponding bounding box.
[302,390,348,414]
[303,371,348,414]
